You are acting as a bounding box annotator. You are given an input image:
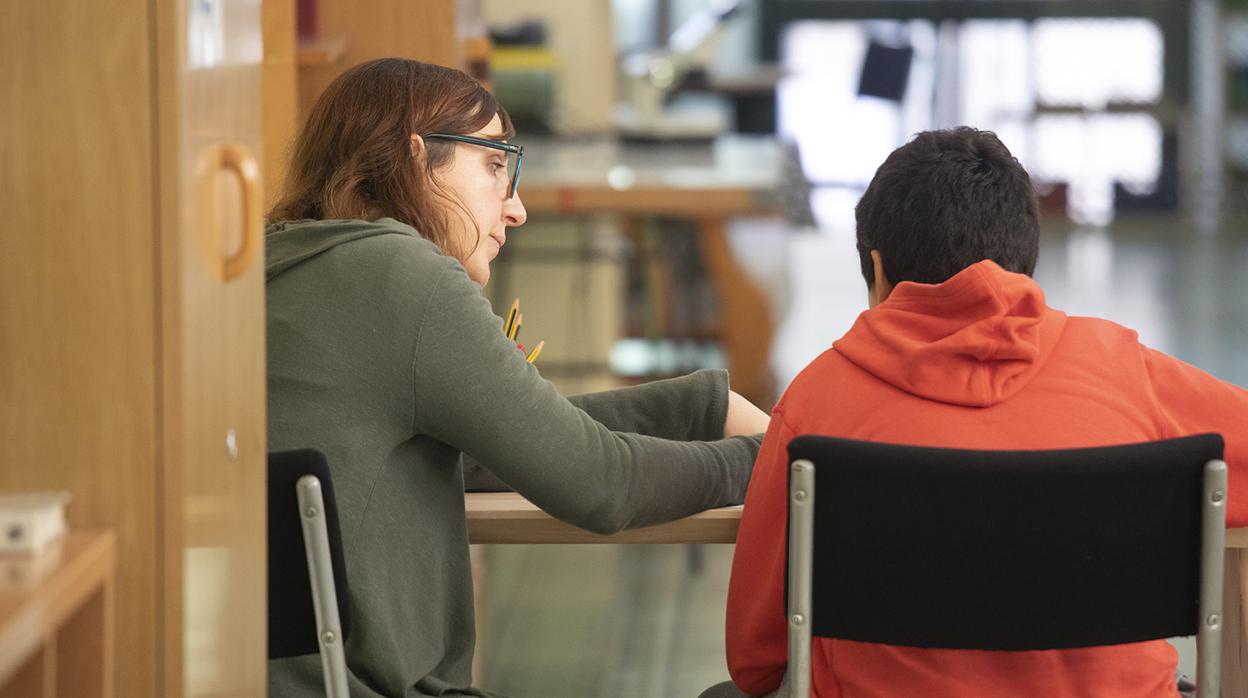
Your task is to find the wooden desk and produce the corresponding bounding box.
[1228,527,1248,549]
[0,530,116,698]
[519,136,785,407]
[466,492,741,544]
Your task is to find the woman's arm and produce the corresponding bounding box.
[414,261,759,532]
[466,372,769,491]
[464,372,767,491]
[565,370,730,440]
[568,376,770,440]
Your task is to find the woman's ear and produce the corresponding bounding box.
[409,134,425,159]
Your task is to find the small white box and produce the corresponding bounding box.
[0,491,69,555]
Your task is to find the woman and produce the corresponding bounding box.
[265,58,769,697]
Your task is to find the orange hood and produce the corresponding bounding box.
[834,260,1069,407]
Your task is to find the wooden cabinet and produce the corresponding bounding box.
[1,0,266,695]
[294,0,456,118]
[2,0,460,693]
[0,531,117,698]
[260,0,456,214]
[263,0,300,211]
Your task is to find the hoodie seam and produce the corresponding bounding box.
[886,263,991,309]
[354,260,453,541]
[838,262,1052,408]
[974,263,1006,404]
[771,405,798,438]
[408,264,454,433]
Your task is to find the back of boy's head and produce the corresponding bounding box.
[855,127,1040,288]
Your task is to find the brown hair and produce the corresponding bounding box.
[268,58,514,259]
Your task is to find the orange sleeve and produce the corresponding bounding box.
[726,408,797,695]
[1143,347,1248,527]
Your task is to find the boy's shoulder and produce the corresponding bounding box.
[774,346,860,409]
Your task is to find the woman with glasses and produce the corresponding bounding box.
[264,58,769,697]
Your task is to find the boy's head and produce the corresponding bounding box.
[855,127,1040,306]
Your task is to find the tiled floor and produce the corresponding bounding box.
[479,215,1248,697]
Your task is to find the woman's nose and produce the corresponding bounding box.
[503,192,527,227]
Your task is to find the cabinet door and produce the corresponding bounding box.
[154,0,267,694]
[0,0,160,695]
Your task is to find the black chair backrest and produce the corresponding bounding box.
[268,448,351,658]
[787,433,1225,651]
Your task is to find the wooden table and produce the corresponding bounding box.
[0,529,116,698]
[519,136,785,407]
[466,492,741,544]
[1230,527,1248,549]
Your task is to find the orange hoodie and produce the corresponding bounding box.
[726,260,1248,698]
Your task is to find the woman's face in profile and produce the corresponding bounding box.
[433,114,527,286]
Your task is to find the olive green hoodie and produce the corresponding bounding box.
[265,218,759,697]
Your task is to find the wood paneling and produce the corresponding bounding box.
[2,0,267,694]
[155,0,268,693]
[0,649,45,698]
[297,0,456,117]
[263,0,299,211]
[0,1,158,695]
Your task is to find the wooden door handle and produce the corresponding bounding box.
[214,143,262,281]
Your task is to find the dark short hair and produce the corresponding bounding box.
[855,127,1039,288]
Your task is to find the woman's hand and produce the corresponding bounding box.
[724,390,770,438]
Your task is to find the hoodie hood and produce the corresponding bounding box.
[265,217,422,282]
[833,260,1067,407]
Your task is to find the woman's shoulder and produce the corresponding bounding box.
[265,216,456,282]
[265,216,440,252]
[348,219,446,258]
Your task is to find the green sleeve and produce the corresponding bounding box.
[415,261,757,533]
[463,370,732,491]
[566,370,730,440]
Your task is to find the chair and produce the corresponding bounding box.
[268,449,352,698]
[785,434,1228,698]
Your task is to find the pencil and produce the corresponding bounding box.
[525,340,544,364]
[503,298,519,338]
[511,313,522,342]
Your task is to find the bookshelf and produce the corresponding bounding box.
[0,531,116,698]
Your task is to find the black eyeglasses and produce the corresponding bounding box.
[424,133,524,199]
